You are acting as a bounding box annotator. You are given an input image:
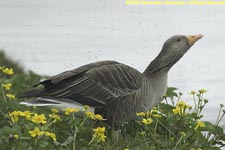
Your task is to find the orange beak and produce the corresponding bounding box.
[185,34,203,45]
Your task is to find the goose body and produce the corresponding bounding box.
[18,34,203,128]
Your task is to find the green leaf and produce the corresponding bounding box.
[165,87,178,98]
[219,134,225,141]
[39,141,50,148]
[201,122,224,135]
[61,136,74,146]
[167,117,177,127]
[19,136,32,140]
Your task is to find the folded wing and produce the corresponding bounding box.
[18,61,143,107]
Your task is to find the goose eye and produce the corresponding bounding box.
[177,38,181,42]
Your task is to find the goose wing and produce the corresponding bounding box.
[19,61,143,107]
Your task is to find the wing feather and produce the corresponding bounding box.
[19,61,143,107]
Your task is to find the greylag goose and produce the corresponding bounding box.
[18,34,203,128]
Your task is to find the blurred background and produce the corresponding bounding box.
[0,0,224,122]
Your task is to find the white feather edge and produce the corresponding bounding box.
[19,97,95,113]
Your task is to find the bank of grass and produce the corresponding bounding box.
[0,51,225,150]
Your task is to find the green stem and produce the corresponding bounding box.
[175,135,184,148]
[154,117,177,138]
[0,108,7,118]
[196,94,204,117]
[206,131,212,142]
[148,128,158,146]
[34,137,39,150]
[0,83,7,118]
[216,112,224,126]
[73,128,77,150]
[207,136,216,147]
[164,97,168,105]
[154,119,158,134]
[193,94,197,112]
[80,116,88,127]
[215,106,222,125]
[45,120,55,129]
[1,86,7,103]
[142,134,148,147]
[88,136,95,145]
[72,114,78,150]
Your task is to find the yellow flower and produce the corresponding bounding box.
[45,131,51,136]
[8,111,21,122]
[190,91,196,95]
[142,118,153,125]
[198,121,205,127]
[51,108,59,113]
[31,113,47,124]
[95,114,106,120]
[85,112,106,120]
[146,111,151,117]
[1,83,12,90]
[14,134,19,139]
[20,111,33,120]
[152,107,159,112]
[0,66,4,70]
[199,89,207,94]
[49,114,61,122]
[177,100,186,108]
[50,133,56,141]
[2,68,14,75]
[6,94,16,99]
[172,107,181,115]
[86,111,96,120]
[173,100,191,116]
[150,107,162,118]
[45,131,57,141]
[153,114,162,118]
[136,112,146,117]
[186,104,192,110]
[194,120,205,130]
[64,108,79,115]
[29,127,44,137]
[93,127,107,142]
